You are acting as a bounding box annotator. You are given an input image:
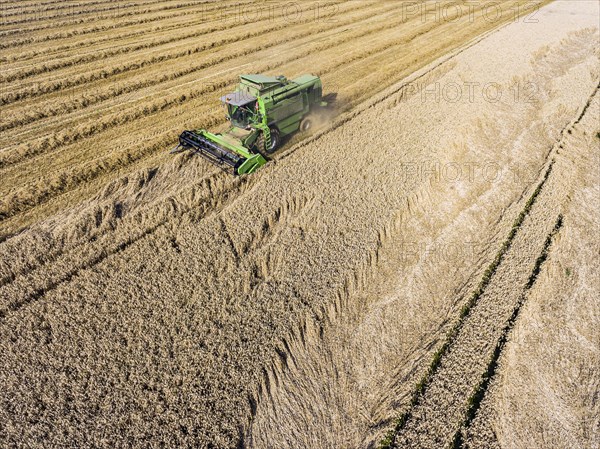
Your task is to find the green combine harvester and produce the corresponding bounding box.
[173,74,328,175]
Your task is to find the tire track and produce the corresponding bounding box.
[383,84,600,449]
[460,88,600,449]
[387,166,558,448]
[449,215,563,449]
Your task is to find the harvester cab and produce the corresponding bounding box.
[173,74,327,175]
[222,92,257,129]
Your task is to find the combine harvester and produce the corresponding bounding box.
[173,74,328,175]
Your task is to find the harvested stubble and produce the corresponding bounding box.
[0,0,545,238]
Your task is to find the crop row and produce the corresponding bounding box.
[0,0,228,46]
[0,0,349,83]
[1,1,206,27]
[0,0,165,22]
[450,215,563,449]
[0,1,256,62]
[0,1,403,138]
[0,0,130,13]
[0,1,405,133]
[0,0,349,91]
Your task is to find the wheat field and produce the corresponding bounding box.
[1,1,598,448]
[0,0,552,239]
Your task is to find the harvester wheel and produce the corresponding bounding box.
[257,127,280,154]
[300,117,313,133]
